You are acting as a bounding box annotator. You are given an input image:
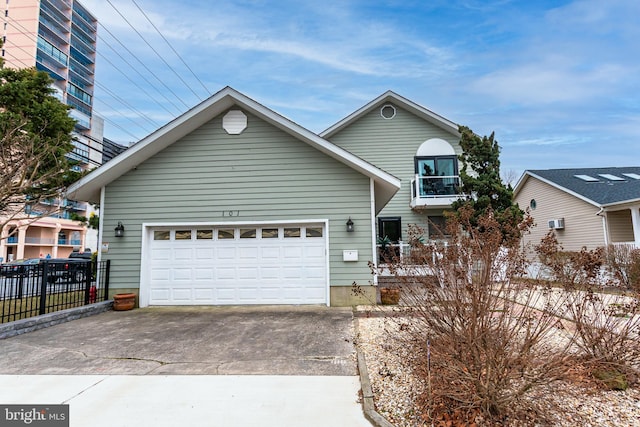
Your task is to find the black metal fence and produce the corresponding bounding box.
[0,260,111,324]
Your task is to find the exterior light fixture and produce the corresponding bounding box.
[114,222,125,238]
[346,217,354,232]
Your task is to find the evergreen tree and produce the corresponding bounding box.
[452,126,523,240]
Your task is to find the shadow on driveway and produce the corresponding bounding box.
[0,306,357,375]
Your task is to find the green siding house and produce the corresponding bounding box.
[321,91,463,259]
[67,87,400,307]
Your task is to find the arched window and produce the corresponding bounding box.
[415,138,458,196]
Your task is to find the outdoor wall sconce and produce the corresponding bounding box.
[346,217,354,232]
[114,222,125,238]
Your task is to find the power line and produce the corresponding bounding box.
[95,45,180,116]
[94,79,160,129]
[106,0,201,100]
[99,5,192,109]
[132,0,210,96]
[3,15,163,139]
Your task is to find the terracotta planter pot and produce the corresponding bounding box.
[380,287,400,305]
[113,293,136,311]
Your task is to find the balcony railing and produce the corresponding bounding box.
[410,174,465,208]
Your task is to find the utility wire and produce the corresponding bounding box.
[102,1,192,108]
[97,25,189,111]
[4,15,171,138]
[132,0,210,95]
[96,35,182,115]
[94,80,160,129]
[106,0,202,100]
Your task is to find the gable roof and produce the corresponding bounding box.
[514,167,640,208]
[67,87,400,212]
[320,90,460,138]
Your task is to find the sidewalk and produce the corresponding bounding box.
[0,375,372,427]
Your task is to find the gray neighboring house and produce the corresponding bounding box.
[321,91,465,256]
[67,87,400,307]
[513,167,640,253]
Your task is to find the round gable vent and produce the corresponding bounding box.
[223,110,247,134]
[380,104,396,120]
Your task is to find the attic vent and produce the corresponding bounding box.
[380,104,396,120]
[598,174,625,181]
[223,110,247,135]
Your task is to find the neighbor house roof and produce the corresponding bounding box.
[67,87,401,212]
[514,167,640,208]
[320,90,460,138]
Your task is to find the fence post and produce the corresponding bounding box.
[103,260,111,301]
[83,261,92,305]
[39,261,50,315]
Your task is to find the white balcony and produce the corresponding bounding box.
[410,174,465,209]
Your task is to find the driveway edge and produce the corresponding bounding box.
[0,301,113,339]
[354,311,396,427]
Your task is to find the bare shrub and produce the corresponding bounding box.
[534,232,605,289]
[378,206,573,423]
[535,237,640,385]
[605,244,640,292]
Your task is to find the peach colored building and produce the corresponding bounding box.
[1,0,100,262]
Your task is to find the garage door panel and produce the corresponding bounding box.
[173,248,193,260]
[193,288,214,301]
[216,267,236,280]
[238,267,258,280]
[195,248,215,260]
[173,268,193,280]
[148,224,327,305]
[172,289,192,301]
[194,268,214,280]
[151,248,171,261]
[217,248,236,259]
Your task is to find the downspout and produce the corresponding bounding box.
[370,178,378,285]
[596,207,608,246]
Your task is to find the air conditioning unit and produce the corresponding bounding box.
[548,218,565,230]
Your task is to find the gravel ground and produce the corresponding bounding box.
[355,308,640,427]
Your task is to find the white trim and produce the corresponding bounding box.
[321,91,459,138]
[324,220,331,307]
[67,87,400,206]
[370,178,378,285]
[139,219,331,307]
[97,186,105,263]
[516,171,602,208]
[631,207,640,245]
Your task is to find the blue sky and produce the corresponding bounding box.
[81,0,640,180]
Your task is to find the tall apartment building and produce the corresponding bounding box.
[0,0,101,261]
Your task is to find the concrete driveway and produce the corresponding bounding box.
[0,306,372,427]
[0,305,356,375]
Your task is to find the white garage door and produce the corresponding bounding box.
[146,224,327,305]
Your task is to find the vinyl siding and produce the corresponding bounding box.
[514,177,605,253]
[327,103,461,240]
[607,209,634,243]
[101,110,374,290]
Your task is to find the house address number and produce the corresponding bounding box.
[222,210,240,217]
